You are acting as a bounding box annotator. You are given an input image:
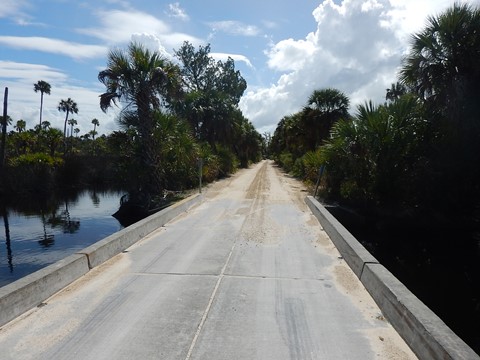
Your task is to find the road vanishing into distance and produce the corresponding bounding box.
[0,160,416,359]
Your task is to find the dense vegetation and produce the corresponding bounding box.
[0,42,263,207]
[270,3,480,231]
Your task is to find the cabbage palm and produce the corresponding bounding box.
[58,98,78,142]
[91,118,99,140]
[321,96,427,208]
[34,80,51,127]
[301,88,350,151]
[67,118,77,138]
[400,3,480,119]
[14,120,26,133]
[400,3,480,214]
[98,41,181,195]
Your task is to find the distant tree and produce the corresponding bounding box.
[14,120,26,133]
[301,88,350,151]
[58,98,78,143]
[386,82,407,102]
[91,118,99,140]
[174,41,247,148]
[34,80,51,127]
[74,128,80,137]
[67,118,77,138]
[43,128,63,156]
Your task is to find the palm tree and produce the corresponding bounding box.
[34,80,51,127]
[98,41,181,195]
[74,128,80,137]
[67,118,77,138]
[301,88,350,151]
[91,118,99,140]
[400,3,480,215]
[400,3,480,118]
[386,82,407,102]
[58,98,78,144]
[43,128,63,156]
[14,120,26,133]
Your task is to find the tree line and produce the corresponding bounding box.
[270,3,480,231]
[0,41,264,204]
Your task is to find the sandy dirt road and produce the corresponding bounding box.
[0,160,416,359]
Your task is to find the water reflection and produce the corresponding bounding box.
[0,189,124,287]
[2,208,13,272]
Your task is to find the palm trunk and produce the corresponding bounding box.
[137,100,163,199]
[0,87,8,176]
[63,110,69,153]
[39,92,44,127]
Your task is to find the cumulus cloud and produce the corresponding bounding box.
[0,36,106,60]
[130,33,174,59]
[266,35,317,72]
[241,0,466,134]
[208,21,261,36]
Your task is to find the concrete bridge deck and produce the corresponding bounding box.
[0,161,476,359]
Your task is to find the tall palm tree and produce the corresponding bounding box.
[58,98,78,143]
[91,118,99,140]
[34,80,51,127]
[67,118,77,138]
[98,41,181,195]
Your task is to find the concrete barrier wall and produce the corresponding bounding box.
[0,254,89,327]
[79,194,203,269]
[0,193,203,328]
[305,196,479,360]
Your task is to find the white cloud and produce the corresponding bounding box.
[208,21,261,37]
[167,2,190,21]
[78,9,201,50]
[0,0,29,18]
[130,33,174,59]
[0,61,67,82]
[78,9,170,44]
[210,53,254,68]
[0,36,106,60]
[266,35,317,72]
[241,0,467,134]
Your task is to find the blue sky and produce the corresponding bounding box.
[1,0,477,136]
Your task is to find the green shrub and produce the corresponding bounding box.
[6,153,63,194]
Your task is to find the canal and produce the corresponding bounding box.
[326,205,480,355]
[0,189,124,288]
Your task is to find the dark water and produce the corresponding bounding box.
[326,206,480,355]
[0,190,124,288]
